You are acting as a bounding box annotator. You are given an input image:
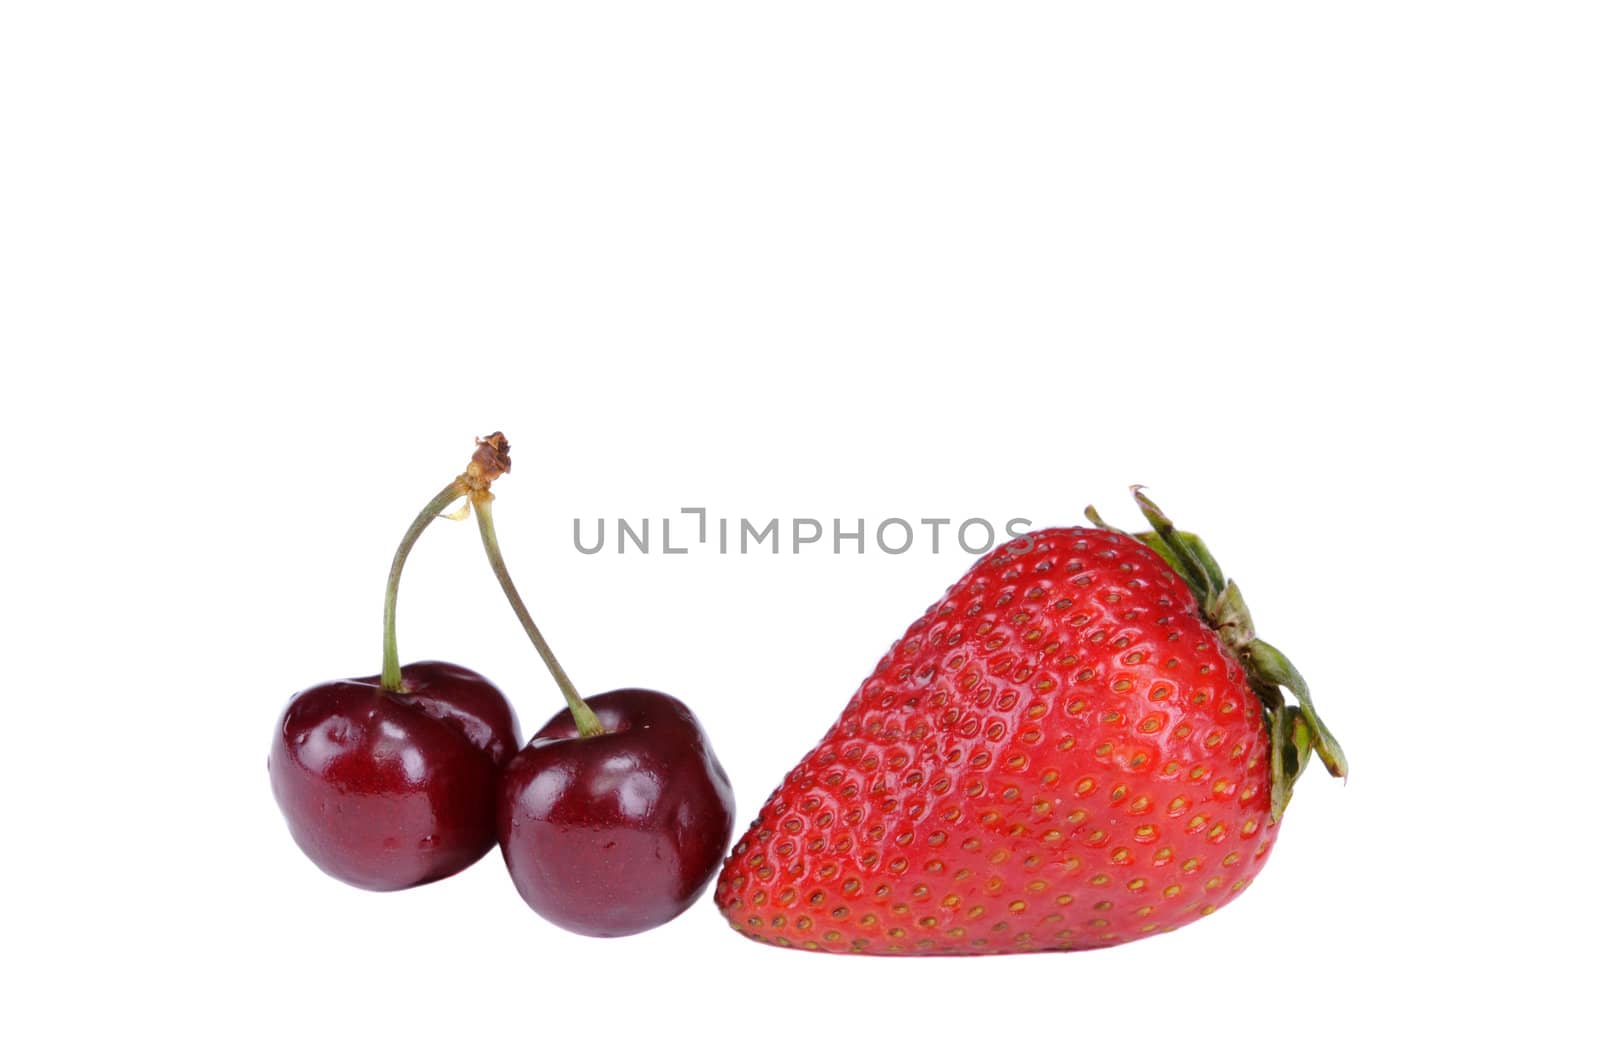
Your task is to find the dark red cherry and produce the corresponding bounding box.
[497,688,735,937]
[270,660,521,891]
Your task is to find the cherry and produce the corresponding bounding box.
[465,476,735,936]
[498,689,735,937]
[269,435,522,891]
[270,661,519,890]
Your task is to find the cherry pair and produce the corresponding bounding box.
[268,435,734,937]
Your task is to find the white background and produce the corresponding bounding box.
[3,2,1595,1060]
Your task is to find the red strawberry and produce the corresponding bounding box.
[714,490,1344,955]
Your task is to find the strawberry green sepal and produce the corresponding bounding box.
[1087,489,1347,823]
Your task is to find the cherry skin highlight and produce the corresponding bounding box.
[270,660,521,891]
[497,689,735,937]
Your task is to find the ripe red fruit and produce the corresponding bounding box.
[269,435,523,892]
[497,689,735,937]
[457,436,736,936]
[715,491,1344,955]
[270,661,520,891]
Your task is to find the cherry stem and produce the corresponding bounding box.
[380,481,470,693]
[472,494,605,738]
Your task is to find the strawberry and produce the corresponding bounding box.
[714,490,1344,955]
